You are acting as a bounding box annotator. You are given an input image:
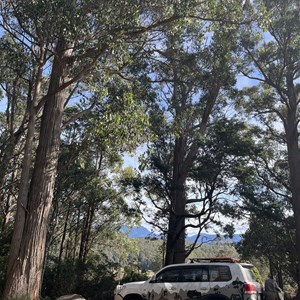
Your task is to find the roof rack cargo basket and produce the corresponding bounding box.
[188,257,240,263]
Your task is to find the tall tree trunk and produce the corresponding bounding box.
[285,99,300,297]
[164,83,220,266]
[82,204,95,263]
[5,49,45,282]
[277,266,283,290]
[58,200,71,265]
[78,211,90,263]
[71,207,82,260]
[3,39,73,300]
[165,136,187,265]
[286,137,300,294]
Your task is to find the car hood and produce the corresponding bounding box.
[122,280,146,287]
[115,280,148,296]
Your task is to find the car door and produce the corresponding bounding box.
[146,267,180,300]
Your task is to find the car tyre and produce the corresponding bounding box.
[125,296,142,300]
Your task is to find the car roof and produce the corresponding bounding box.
[157,258,254,272]
[240,263,254,269]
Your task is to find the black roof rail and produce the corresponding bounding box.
[188,257,240,263]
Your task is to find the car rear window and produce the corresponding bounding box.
[243,267,257,282]
[209,266,232,282]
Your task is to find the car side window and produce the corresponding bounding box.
[209,266,232,282]
[156,269,180,283]
[181,267,209,282]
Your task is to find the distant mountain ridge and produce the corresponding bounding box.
[122,226,241,243]
[123,226,157,238]
[186,233,242,244]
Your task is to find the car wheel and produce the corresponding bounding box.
[126,296,142,300]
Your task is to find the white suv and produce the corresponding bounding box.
[114,258,262,300]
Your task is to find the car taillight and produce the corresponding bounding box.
[244,283,256,294]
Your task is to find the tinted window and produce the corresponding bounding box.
[155,265,232,283]
[209,266,232,282]
[156,269,180,283]
[181,267,209,282]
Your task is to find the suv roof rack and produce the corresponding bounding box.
[188,257,240,263]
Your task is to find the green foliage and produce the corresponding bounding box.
[121,266,149,284]
[90,79,151,153]
[2,0,299,298]
[121,237,239,273]
[242,260,264,286]
[189,239,239,260]
[237,0,300,123]
[252,266,264,286]
[100,234,140,268]
[132,0,253,262]
[232,1,300,292]
[0,36,30,81]
[238,215,297,288]
[75,260,117,300]
[191,118,262,183]
[0,254,7,297]
[0,229,12,298]
[42,259,77,297]
[42,236,240,298]
[134,238,165,272]
[42,258,117,300]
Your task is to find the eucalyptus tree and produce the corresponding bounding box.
[237,0,300,294]
[136,0,250,264]
[0,0,209,299]
[140,111,261,264]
